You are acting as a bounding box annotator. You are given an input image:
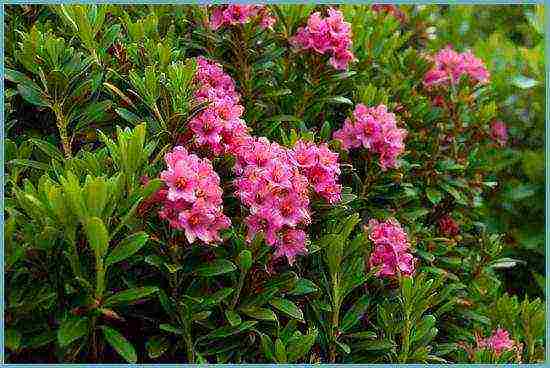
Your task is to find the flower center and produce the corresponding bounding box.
[281,202,293,217]
[175,177,188,190]
[189,215,201,226]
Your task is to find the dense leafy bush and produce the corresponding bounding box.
[4,4,545,363]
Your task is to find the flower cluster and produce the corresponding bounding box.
[234,137,312,265]
[190,56,249,156]
[438,214,460,236]
[333,104,407,170]
[368,218,416,277]
[290,8,355,70]
[234,137,342,264]
[292,140,342,204]
[209,5,276,30]
[476,328,516,355]
[424,46,490,87]
[371,4,406,22]
[187,56,342,264]
[490,120,508,147]
[159,146,230,244]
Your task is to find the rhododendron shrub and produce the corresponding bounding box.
[4,4,544,365]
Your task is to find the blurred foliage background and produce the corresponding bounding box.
[424,4,545,298]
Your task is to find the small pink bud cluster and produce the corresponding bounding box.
[159,146,230,244]
[209,5,276,31]
[424,46,490,87]
[290,8,355,70]
[490,120,508,147]
[333,104,407,170]
[476,328,516,355]
[190,57,249,156]
[371,4,406,22]
[438,214,459,236]
[368,218,416,277]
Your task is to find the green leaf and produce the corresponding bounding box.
[325,96,354,105]
[288,278,319,296]
[104,286,159,307]
[5,68,35,86]
[259,333,275,361]
[101,326,137,363]
[141,178,163,200]
[269,298,304,322]
[159,324,184,335]
[195,259,237,277]
[411,314,437,344]
[225,310,242,326]
[346,331,377,340]
[354,339,396,351]
[198,321,257,341]
[17,84,50,107]
[403,208,430,222]
[236,249,252,272]
[30,138,64,162]
[341,294,370,333]
[426,188,443,205]
[105,232,149,267]
[201,287,234,306]
[146,335,170,359]
[8,159,50,171]
[320,121,332,141]
[462,310,491,325]
[73,100,113,133]
[287,329,318,362]
[274,338,287,363]
[488,257,525,270]
[336,340,351,355]
[57,316,89,347]
[241,307,278,322]
[115,107,141,125]
[85,217,110,258]
[5,329,22,352]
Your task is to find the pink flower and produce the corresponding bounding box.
[274,229,308,265]
[158,146,230,245]
[178,202,216,243]
[368,218,416,277]
[209,5,276,30]
[333,104,407,170]
[490,120,508,147]
[290,8,355,70]
[476,328,516,355]
[333,118,361,150]
[438,215,459,236]
[424,46,490,88]
[329,47,356,70]
[160,147,200,202]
